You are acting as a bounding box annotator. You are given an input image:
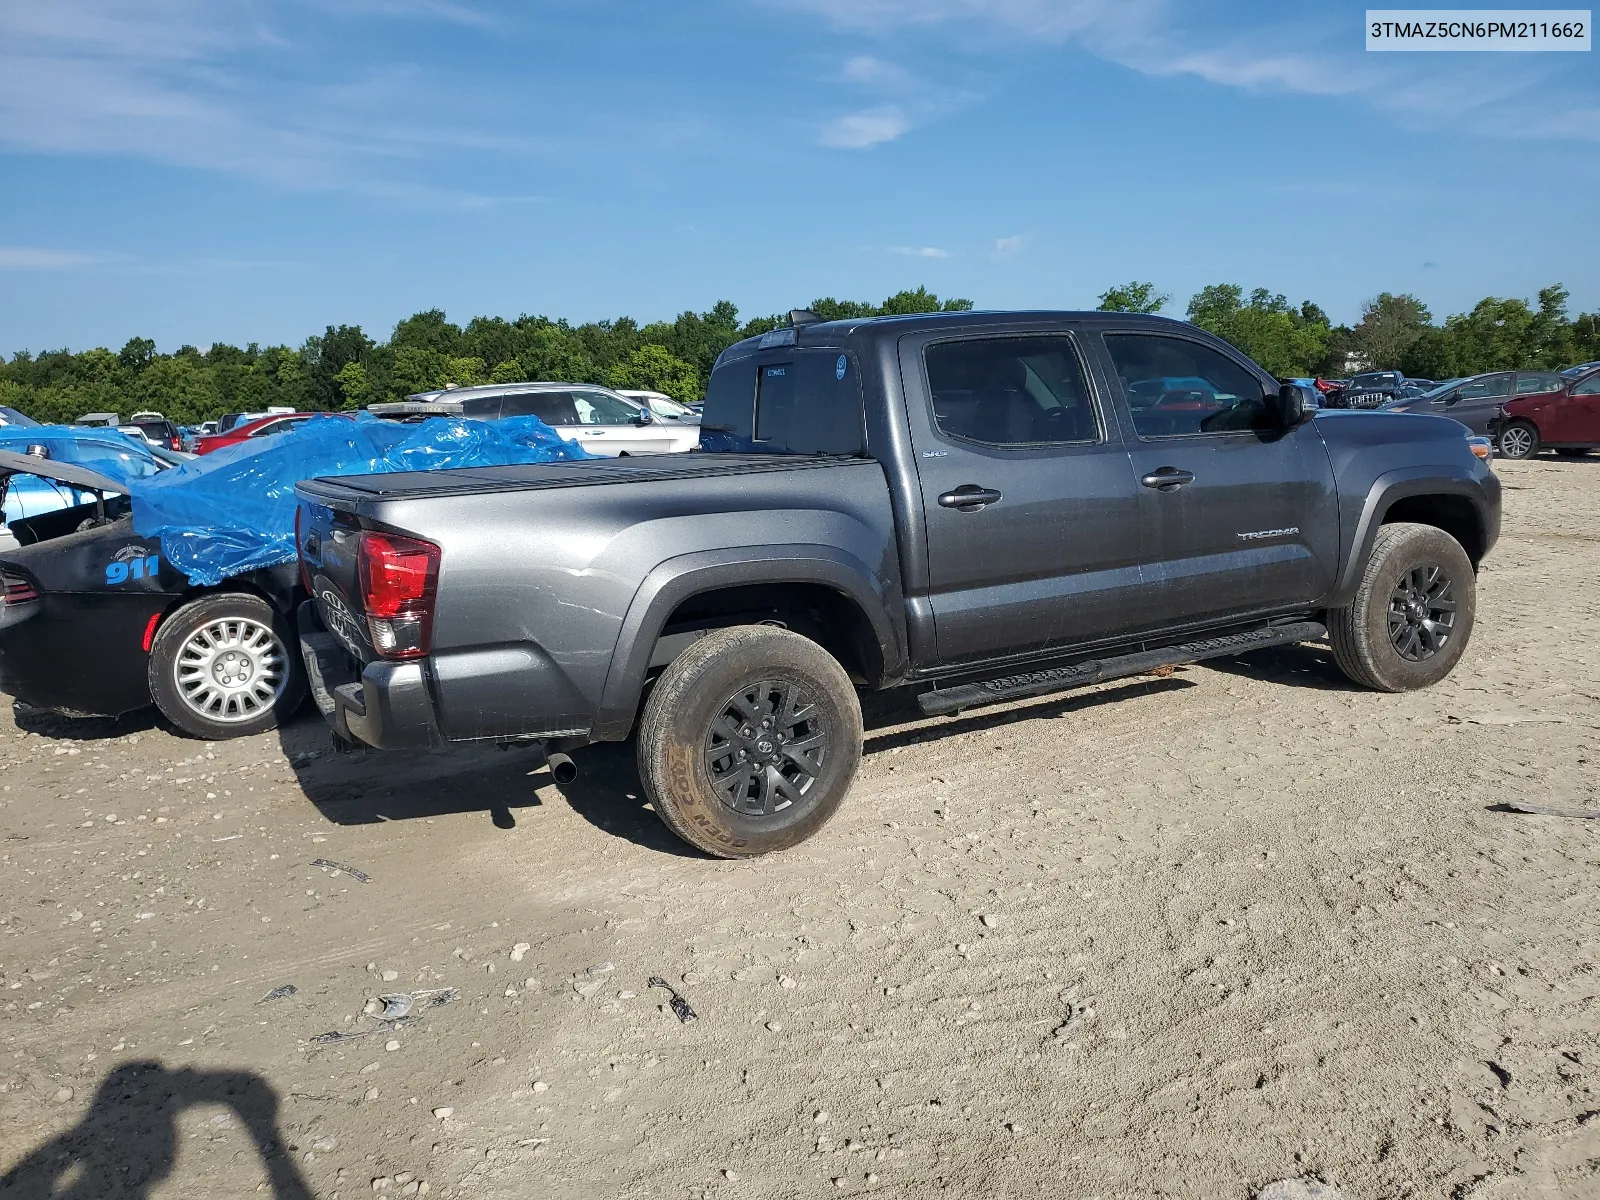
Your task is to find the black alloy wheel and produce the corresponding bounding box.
[703,679,829,817]
[1386,563,1457,662]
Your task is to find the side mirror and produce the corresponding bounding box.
[631,408,653,426]
[1274,383,1312,427]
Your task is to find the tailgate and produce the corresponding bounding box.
[296,499,374,664]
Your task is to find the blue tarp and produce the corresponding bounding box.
[129,413,589,586]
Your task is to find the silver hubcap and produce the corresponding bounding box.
[175,617,287,723]
[1501,427,1532,457]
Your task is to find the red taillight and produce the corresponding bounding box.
[357,531,440,659]
[2,574,37,604]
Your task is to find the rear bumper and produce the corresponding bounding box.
[297,600,445,749]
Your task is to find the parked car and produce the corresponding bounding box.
[1561,361,1600,378]
[615,390,701,425]
[0,445,307,734]
[194,412,335,455]
[1383,371,1568,436]
[217,407,296,435]
[1488,366,1600,459]
[0,428,172,554]
[369,382,700,456]
[0,407,40,428]
[294,309,1500,858]
[1,428,169,525]
[125,411,184,453]
[1334,370,1408,409]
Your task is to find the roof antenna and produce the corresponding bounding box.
[788,309,822,327]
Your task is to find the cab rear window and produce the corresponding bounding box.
[702,350,864,455]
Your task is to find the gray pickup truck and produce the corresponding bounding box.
[294,311,1501,856]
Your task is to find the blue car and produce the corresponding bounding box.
[0,427,169,538]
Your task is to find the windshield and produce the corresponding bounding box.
[1350,372,1401,390]
[0,407,41,428]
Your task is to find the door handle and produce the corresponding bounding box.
[1141,467,1195,491]
[937,485,1003,511]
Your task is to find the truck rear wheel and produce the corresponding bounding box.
[148,592,307,739]
[636,625,863,857]
[1327,522,1476,693]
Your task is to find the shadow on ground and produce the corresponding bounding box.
[0,1061,312,1200]
[10,638,1349,857]
[1197,640,1364,692]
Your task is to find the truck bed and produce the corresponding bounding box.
[297,452,867,508]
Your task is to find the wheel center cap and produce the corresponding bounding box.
[213,654,252,685]
[755,738,774,755]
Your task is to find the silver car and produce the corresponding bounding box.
[377,382,699,456]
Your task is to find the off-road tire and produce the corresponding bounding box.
[1327,522,1476,693]
[637,625,862,858]
[1496,421,1539,460]
[148,592,307,739]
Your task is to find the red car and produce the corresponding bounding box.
[193,412,336,455]
[1490,368,1600,459]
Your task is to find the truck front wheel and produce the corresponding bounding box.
[636,625,863,857]
[1327,522,1476,693]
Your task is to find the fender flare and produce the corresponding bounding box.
[1332,466,1491,606]
[591,544,907,740]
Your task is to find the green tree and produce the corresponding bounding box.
[1186,285,1329,377]
[334,361,372,407]
[1353,293,1432,371]
[608,344,700,405]
[1097,281,1168,313]
[118,337,156,373]
[303,324,374,409]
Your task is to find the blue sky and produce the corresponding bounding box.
[1,0,1596,353]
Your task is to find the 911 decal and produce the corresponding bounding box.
[106,554,162,585]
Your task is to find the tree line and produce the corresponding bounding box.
[3,280,1596,428]
[1099,280,1599,379]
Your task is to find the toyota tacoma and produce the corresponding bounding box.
[294,311,1501,856]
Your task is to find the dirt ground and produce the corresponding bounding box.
[2,456,1597,1200]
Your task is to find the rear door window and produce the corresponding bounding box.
[1513,372,1564,396]
[499,393,575,424]
[923,335,1100,446]
[1458,375,1512,401]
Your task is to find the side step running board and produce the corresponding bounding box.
[916,620,1327,718]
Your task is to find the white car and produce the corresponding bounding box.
[616,389,701,426]
[373,383,701,456]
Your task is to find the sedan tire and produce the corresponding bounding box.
[636,625,862,858]
[147,592,306,739]
[1496,421,1540,460]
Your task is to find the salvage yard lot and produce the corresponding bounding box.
[2,458,1597,1199]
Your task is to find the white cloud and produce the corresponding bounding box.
[841,54,908,86]
[992,234,1025,257]
[0,247,102,270]
[786,0,1600,141]
[820,106,910,148]
[890,245,951,258]
[0,0,523,193]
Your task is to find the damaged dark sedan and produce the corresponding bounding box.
[0,447,306,737]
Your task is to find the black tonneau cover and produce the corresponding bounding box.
[296,452,868,507]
